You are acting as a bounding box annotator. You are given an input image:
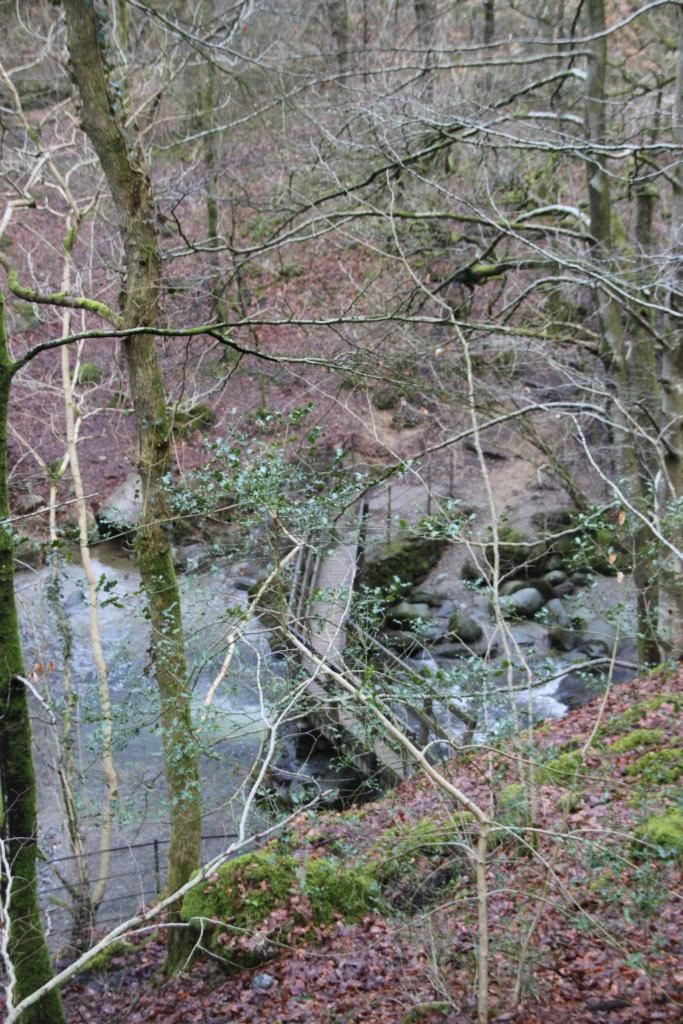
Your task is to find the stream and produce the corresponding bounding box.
[16,543,283,948]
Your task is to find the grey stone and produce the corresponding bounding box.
[499,587,545,619]
[553,581,576,598]
[543,570,567,586]
[173,543,213,574]
[99,473,142,530]
[387,601,432,623]
[252,973,276,991]
[549,626,578,652]
[447,611,483,644]
[410,588,444,607]
[577,617,621,657]
[544,598,570,627]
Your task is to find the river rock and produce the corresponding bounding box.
[556,671,601,710]
[543,570,567,586]
[99,473,142,531]
[499,587,545,619]
[431,641,471,659]
[544,598,570,627]
[577,617,623,658]
[410,587,444,607]
[553,581,576,598]
[500,578,554,600]
[549,626,579,652]
[173,543,213,574]
[378,630,426,655]
[447,611,483,644]
[386,601,432,624]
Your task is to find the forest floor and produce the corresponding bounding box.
[58,668,682,1024]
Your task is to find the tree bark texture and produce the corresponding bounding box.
[62,0,201,972]
[0,292,66,1023]
[584,0,660,661]
[658,8,683,657]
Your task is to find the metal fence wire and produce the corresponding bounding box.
[39,832,239,943]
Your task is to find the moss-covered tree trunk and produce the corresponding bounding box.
[0,292,66,1023]
[63,0,201,973]
[584,0,660,661]
[658,9,683,657]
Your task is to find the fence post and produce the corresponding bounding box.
[153,839,161,895]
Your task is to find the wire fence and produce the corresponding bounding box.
[40,831,240,947]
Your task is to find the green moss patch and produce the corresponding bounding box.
[626,748,683,785]
[633,808,683,863]
[181,845,378,966]
[76,362,102,385]
[609,728,665,754]
[359,536,447,592]
[535,750,584,786]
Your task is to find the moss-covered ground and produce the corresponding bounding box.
[60,669,683,1024]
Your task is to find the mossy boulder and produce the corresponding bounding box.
[181,845,379,966]
[633,808,683,863]
[359,536,447,592]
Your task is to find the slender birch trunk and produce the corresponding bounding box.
[63,0,201,973]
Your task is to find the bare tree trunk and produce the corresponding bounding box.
[483,0,495,44]
[584,0,660,662]
[0,292,66,1024]
[658,9,683,657]
[326,0,350,72]
[63,0,201,973]
[414,0,435,96]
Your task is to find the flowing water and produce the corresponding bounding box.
[16,543,284,948]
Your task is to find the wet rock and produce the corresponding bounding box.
[553,581,576,598]
[577,617,622,658]
[378,630,426,655]
[544,598,570,627]
[543,569,567,586]
[447,611,483,644]
[410,587,444,607]
[499,587,545,619]
[64,589,85,609]
[556,671,603,710]
[99,473,142,531]
[431,641,471,659]
[500,578,554,600]
[386,601,432,625]
[173,543,213,573]
[549,626,579,652]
